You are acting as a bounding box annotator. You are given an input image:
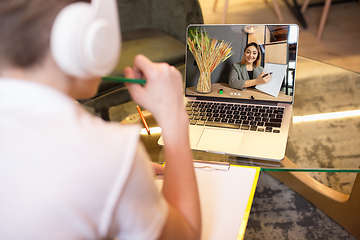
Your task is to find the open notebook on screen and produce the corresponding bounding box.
[159,24,299,161]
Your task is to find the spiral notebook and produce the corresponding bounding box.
[155,161,260,240]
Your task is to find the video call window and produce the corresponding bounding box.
[185,24,298,103]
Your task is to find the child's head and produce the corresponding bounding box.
[0,0,120,99]
[0,0,77,70]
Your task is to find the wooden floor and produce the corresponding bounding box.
[198,0,360,73]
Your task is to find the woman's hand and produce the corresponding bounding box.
[255,72,271,85]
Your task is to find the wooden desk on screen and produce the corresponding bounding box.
[186,83,292,102]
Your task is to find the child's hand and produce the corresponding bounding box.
[124,55,188,132]
[151,162,165,175]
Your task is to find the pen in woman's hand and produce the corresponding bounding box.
[262,72,273,78]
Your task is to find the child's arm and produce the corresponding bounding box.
[125,55,201,240]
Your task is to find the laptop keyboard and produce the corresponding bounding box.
[186,101,284,133]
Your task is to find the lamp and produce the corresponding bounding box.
[244,25,259,33]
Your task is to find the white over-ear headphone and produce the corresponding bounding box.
[51,0,121,79]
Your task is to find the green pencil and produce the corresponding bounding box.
[102,76,146,84]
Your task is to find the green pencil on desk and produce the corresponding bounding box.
[102,76,146,84]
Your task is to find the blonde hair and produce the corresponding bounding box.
[240,42,261,68]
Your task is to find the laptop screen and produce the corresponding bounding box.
[185,24,298,104]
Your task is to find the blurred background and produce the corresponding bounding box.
[199,0,360,73]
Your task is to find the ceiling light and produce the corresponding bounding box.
[244,25,259,33]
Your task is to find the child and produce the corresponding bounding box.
[0,0,201,239]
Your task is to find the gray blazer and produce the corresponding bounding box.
[228,63,263,90]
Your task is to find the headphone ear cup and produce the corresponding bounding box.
[51,0,121,79]
[81,17,120,77]
[51,2,91,78]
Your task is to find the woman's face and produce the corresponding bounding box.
[244,45,258,64]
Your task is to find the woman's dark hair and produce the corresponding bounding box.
[240,42,262,68]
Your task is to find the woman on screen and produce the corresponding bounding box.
[229,42,270,90]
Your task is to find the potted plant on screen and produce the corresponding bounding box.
[187,27,233,93]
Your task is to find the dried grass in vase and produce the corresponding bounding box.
[187,27,233,93]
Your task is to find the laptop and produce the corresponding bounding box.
[159,24,299,161]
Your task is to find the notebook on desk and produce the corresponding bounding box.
[159,24,299,161]
[155,161,260,240]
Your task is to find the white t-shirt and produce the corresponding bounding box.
[0,78,168,240]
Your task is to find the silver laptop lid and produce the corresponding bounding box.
[185,24,299,104]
